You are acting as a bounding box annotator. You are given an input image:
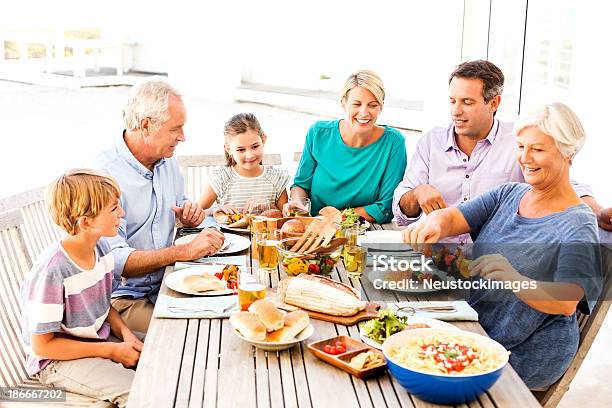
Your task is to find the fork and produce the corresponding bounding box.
[167,303,235,314]
[394,305,457,316]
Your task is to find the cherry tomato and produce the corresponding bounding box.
[335,343,346,353]
[323,344,332,354]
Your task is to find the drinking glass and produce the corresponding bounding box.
[255,230,281,272]
[344,245,367,279]
[287,197,311,217]
[238,269,267,311]
[246,199,271,231]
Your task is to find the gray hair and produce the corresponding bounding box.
[513,102,586,159]
[123,77,181,131]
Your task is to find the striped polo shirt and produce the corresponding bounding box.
[20,241,115,375]
[208,165,289,209]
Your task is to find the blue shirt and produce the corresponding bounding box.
[96,133,187,303]
[458,182,601,388]
[292,120,407,223]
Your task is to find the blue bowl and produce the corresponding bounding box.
[382,329,509,405]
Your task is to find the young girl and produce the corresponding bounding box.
[199,113,289,214]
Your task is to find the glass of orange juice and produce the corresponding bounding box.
[237,270,267,311]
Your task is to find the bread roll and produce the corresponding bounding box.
[265,310,310,342]
[229,312,266,341]
[262,209,283,219]
[248,299,284,332]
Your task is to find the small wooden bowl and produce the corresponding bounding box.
[307,335,387,379]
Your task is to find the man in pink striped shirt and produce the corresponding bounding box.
[392,60,612,245]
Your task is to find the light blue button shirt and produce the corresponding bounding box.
[96,133,187,303]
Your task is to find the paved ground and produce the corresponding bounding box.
[1,80,609,406]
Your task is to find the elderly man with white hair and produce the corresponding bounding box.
[97,78,225,333]
[402,102,602,389]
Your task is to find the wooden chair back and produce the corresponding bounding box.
[177,154,282,201]
[0,187,64,260]
[534,244,611,407]
[0,210,32,388]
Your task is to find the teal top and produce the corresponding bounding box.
[292,120,407,223]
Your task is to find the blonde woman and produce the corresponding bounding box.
[288,70,407,223]
[402,102,602,389]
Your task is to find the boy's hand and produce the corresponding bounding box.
[173,201,205,227]
[121,329,144,349]
[110,341,142,368]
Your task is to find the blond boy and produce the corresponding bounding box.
[21,169,143,408]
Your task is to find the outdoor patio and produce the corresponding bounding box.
[1,79,610,407]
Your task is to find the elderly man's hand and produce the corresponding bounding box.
[413,184,448,214]
[402,222,441,252]
[469,254,524,282]
[173,201,205,227]
[179,228,225,260]
[596,207,612,231]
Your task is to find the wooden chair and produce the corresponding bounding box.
[176,154,282,201]
[0,210,110,407]
[533,245,612,407]
[0,187,64,260]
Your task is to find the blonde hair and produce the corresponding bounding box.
[47,169,121,235]
[123,77,181,131]
[223,113,265,166]
[340,70,386,105]
[513,102,586,159]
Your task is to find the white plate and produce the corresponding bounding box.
[164,265,235,296]
[175,233,231,250]
[359,317,459,350]
[175,233,251,255]
[233,324,314,351]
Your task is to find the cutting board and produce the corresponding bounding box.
[266,292,380,325]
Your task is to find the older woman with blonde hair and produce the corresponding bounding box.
[287,70,407,223]
[402,102,602,389]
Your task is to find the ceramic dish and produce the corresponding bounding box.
[174,233,250,255]
[233,324,314,351]
[308,335,386,379]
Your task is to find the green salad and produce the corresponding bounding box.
[362,309,408,344]
[341,208,363,229]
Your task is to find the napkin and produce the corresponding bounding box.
[358,230,413,252]
[390,300,479,321]
[154,294,239,319]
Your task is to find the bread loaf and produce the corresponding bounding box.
[229,311,266,341]
[265,310,310,342]
[248,299,284,332]
[277,275,366,316]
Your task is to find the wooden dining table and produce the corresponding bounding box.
[127,222,541,408]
